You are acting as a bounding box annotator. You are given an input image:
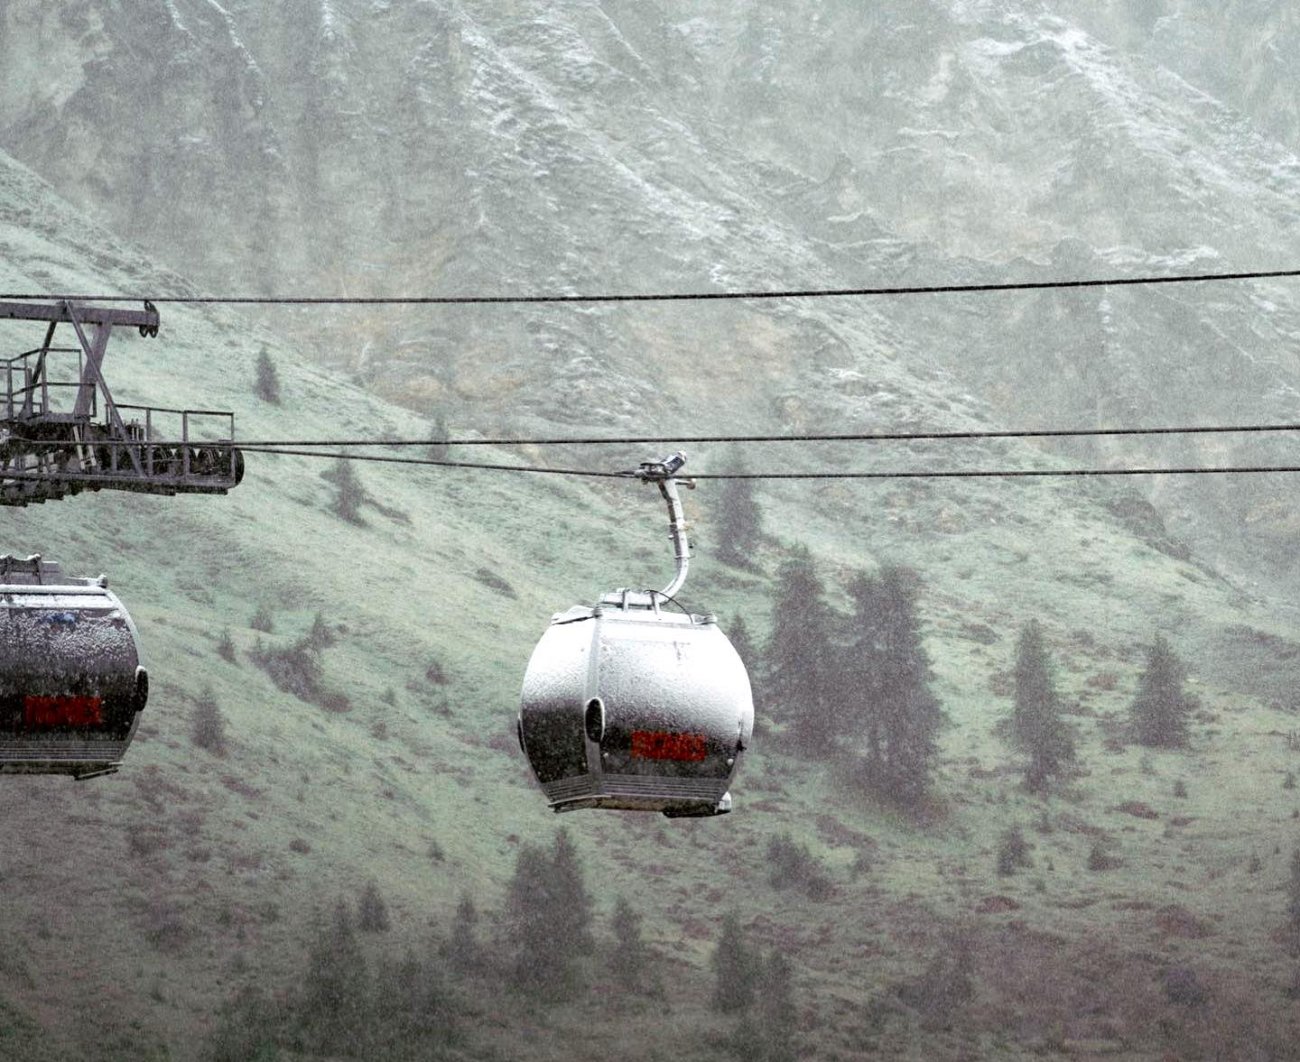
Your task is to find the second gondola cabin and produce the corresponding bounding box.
[517,453,754,817]
[0,555,148,779]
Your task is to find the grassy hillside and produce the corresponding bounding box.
[4,152,1300,1061]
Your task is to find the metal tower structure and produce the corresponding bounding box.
[0,300,243,506]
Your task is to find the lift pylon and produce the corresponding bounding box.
[0,301,243,506]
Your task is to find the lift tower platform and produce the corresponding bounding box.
[0,300,243,506]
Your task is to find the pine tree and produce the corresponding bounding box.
[715,455,762,568]
[503,843,558,996]
[447,892,480,972]
[608,895,655,991]
[1012,621,1075,791]
[254,346,281,404]
[548,828,594,957]
[322,459,366,525]
[428,409,450,461]
[765,547,838,752]
[191,686,227,755]
[503,831,593,998]
[734,951,797,1062]
[1131,635,1194,748]
[371,950,458,1056]
[710,911,761,1013]
[728,613,762,724]
[842,566,942,806]
[300,900,368,1053]
[357,880,390,933]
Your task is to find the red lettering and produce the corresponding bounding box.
[630,730,709,762]
[24,695,103,728]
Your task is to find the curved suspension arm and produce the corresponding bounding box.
[657,475,691,600]
[630,451,694,602]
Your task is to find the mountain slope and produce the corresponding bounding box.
[3,138,1300,1059]
[4,0,1300,592]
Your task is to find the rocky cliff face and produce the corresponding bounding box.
[3,0,1299,580]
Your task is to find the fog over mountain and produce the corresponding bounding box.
[4,3,1300,1059]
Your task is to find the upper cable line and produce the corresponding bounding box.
[2,266,1299,307]
[227,419,1300,449]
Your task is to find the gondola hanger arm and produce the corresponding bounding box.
[626,452,694,602]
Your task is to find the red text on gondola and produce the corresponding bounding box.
[24,695,103,728]
[630,730,708,762]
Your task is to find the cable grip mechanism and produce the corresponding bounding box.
[628,451,695,602]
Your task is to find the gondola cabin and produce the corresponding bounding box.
[517,454,754,817]
[519,592,753,816]
[0,555,148,778]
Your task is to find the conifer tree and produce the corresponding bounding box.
[608,895,654,991]
[503,831,594,998]
[728,613,762,722]
[448,892,480,972]
[548,828,595,958]
[1011,620,1075,790]
[728,613,759,678]
[1130,635,1194,748]
[710,911,761,1013]
[428,409,450,461]
[371,950,457,1055]
[357,880,390,933]
[323,459,366,525]
[254,346,281,405]
[503,843,558,996]
[738,951,797,1062]
[191,687,227,755]
[765,547,837,751]
[300,900,368,1053]
[843,566,942,806]
[715,455,762,568]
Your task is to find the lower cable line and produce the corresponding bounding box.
[239,444,1300,481]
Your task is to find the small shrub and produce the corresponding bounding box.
[250,604,275,633]
[473,566,517,598]
[896,933,974,1030]
[216,629,237,663]
[305,610,336,651]
[996,826,1032,877]
[1285,771,1296,791]
[1164,966,1207,1006]
[1087,840,1122,872]
[1174,778,1188,799]
[208,986,281,1062]
[767,833,834,900]
[357,881,390,933]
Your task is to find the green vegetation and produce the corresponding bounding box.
[1011,620,1075,791]
[4,152,1300,1061]
[842,565,943,808]
[253,346,281,405]
[765,547,837,751]
[1131,635,1195,748]
[713,455,762,569]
